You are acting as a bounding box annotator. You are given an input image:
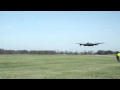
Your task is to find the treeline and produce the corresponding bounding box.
[0,49,55,54]
[0,48,118,55]
[96,50,117,55]
[0,48,79,55]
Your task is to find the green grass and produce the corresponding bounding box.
[0,54,119,79]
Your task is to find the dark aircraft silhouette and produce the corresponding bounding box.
[76,42,104,46]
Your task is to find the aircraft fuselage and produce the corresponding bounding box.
[83,44,94,46]
[76,42,104,46]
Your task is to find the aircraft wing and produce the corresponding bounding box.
[75,43,84,46]
[75,43,82,44]
[75,43,85,45]
[97,42,105,44]
[92,44,97,45]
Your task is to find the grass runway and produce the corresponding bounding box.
[0,54,119,79]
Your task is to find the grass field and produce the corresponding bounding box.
[0,54,120,79]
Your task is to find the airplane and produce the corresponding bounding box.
[75,42,104,46]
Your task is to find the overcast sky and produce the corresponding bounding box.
[0,11,120,52]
